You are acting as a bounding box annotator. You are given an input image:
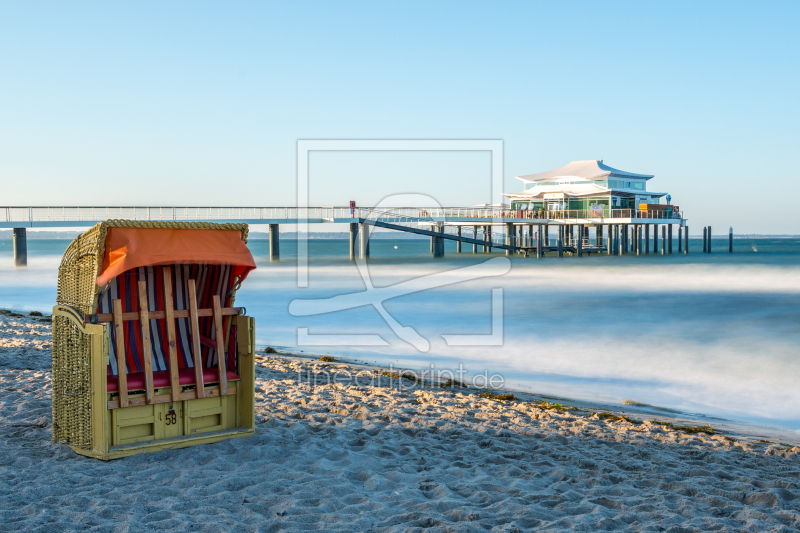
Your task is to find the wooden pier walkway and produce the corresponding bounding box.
[2,206,688,265]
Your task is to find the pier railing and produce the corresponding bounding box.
[3,206,683,224]
[355,207,683,221]
[3,206,356,223]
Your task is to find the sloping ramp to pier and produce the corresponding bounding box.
[363,219,523,253]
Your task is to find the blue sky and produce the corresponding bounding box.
[1,1,798,232]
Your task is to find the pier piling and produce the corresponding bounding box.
[625,224,634,254]
[678,226,682,253]
[269,224,280,261]
[645,224,650,254]
[703,227,707,253]
[472,226,478,253]
[708,226,712,253]
[623,225,628,254]
[349,223,358,260]
[433,225,444,258]
[684,225,689,254]
[537,224,543,258]
[577,225,583,257]
[505,223,513,256]
[653,224,659,255]
[661,226,666,255]
[668,225,673,254]
[729,227,733,253]
[359,223,370,259]
[13,228,27,267]
[456,226,462,253]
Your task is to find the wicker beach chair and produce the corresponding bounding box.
[51,220,257,460]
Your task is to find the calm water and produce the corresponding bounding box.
[2,236,799,431]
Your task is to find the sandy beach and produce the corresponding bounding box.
[2,310,799,532]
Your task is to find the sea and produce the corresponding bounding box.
[2,236,799,434]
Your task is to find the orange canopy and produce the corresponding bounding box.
[97,227,256,287]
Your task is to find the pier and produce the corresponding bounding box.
[2,206,687,265]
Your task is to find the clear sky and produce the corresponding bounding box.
[1,1,798,233]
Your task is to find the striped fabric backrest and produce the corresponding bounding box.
[97,264,238,376]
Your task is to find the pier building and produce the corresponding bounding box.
[505,160,672,216]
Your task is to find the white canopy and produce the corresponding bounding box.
[517,160,654,183]
[504,183,667,200]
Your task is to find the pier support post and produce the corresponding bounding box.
[544,225,549,247]
[653,224,659,255]
[596,225,603,247]
[684,225,689,254]
[485,226,492,253]
[472,226,478,253]
[677,226,682,253]
[668,224,673,254]
[558,226,564,257]
[456,226,462,253]
[269,224,280,261]
[661,226,666,255]
[433,225,444,258]
[607,225,613,255]
[505,223,513,256]
[528,224,534,248]
[621,225,627,254]
[577,225,583,257]
[707,226,712,253]
[359,223,370,259]
[636,225,641,255]
[703,227,707,253]
[729,227,733,253]
[629,225,633,253]
[13,228,27,267]
[537,224,543,258]
[645,224,650,254]
[349,223,358,260]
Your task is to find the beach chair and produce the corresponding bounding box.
[51,220,257,460]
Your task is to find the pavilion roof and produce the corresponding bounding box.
[504,183,667,200]
[516,160,654,183]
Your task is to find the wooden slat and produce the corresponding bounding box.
[91,307,242,323]
[112,299,129,408]
[212,295,228,397]
[137,280,155,405]
[188,279,205,400]
[107,386,237,410]
[161,266,181,402]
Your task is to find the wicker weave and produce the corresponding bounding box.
[52,220,250,449]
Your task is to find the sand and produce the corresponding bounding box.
[1,311,800,532]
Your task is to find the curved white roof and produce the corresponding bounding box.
[517,160,654,183]
[504,183,667,199]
